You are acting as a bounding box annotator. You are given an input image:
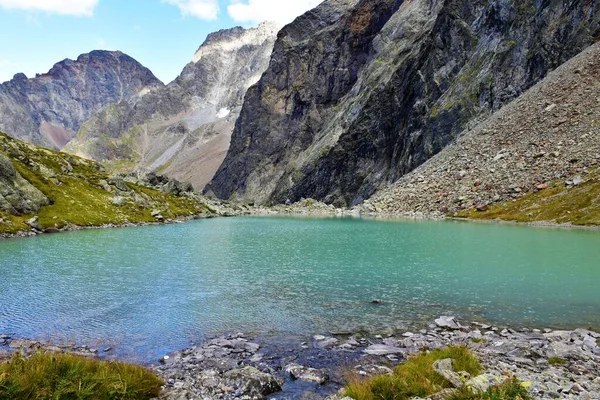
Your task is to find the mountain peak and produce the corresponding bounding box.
[192,22,281,64]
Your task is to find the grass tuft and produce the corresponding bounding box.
[547,357,567,366]
[449,376,533,400]
[0,351,162,400]
[344,346,482,400]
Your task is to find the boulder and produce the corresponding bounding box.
[222,367,282,398]
[285,363,329,384]
[363,344,406,356]
[435,316,460,330]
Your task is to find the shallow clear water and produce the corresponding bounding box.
[0,216,599,361]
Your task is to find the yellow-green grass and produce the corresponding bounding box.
[449,376,532,400]
[344,346,482,400]
[457,169,600,226]
[345,346,532,400]
[0,351,162,400]
[547,357,567,366]
[0,132,209,235]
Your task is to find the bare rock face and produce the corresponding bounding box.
[0,151,49,214]
[368,42,600,217]
[65,22,279,191]
[0,51,163,149]
[207,0,600,206]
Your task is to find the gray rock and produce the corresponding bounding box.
[435,316,460,330]
[465,373,508,393]
[222,367,282,398]
[317,337,339,349]
[363,344,406,356]
[285,363,329,384]
[433,358,463,388]
[111,196,127,206]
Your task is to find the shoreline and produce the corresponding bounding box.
[3,199,600,240]
[2,318,599,399]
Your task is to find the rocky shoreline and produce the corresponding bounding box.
[2,318,599,400]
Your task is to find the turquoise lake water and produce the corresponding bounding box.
[0,216,599,360]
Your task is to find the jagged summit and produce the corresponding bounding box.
[192,22,280,64]
[64,23,279,191]
[0,50,163,149]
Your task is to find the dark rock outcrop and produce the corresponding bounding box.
[0,51,163,149]
[208,0,600,206]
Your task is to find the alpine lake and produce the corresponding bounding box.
[1,216,599,361]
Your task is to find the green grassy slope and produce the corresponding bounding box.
[0,132,210,235]
[457,169,600,226]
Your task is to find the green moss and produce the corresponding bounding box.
[0,131,209,235]
[344,346,482,400]
[457,169,600,226]
[471,338,488,344]
[548,357,567,366]
[0,351,162,400]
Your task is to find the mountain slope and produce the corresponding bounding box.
[64,23,279,191]
[208,0,600,207]
[0,132,210,236]
[367,42,600,226]
[0,51,163,149]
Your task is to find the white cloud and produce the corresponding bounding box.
[227,0,322,25]
[0,0,99,17]
[162,0,219,20]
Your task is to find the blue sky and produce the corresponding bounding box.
[0,0,321,84]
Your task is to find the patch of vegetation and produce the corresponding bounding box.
[548,357,567,366]
[344,346,483,400]
[0,132,209,235]
[449,376,533,400]
[471,338,488,344]
[0,351,162,400]
[457,169,600,226]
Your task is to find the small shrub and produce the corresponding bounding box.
[0,351,163,400]
[548,357,567,366]
[471,338,488,344]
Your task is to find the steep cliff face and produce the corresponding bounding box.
[65,22,279,190]
[208,0,600,206]
[0,51,163,149]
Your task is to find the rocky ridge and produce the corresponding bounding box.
[65,22,279,191]
[208,0,600,207]
[0,51,162,149]
[365,41,600,220]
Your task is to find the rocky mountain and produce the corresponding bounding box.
[0,51,163,149]
[207,0,600,207]
[367,42,600,226]
[65,22,279,191]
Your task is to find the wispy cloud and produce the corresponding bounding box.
[227,0,322,25]
[162,0,219,20]
[0,0,99,17]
